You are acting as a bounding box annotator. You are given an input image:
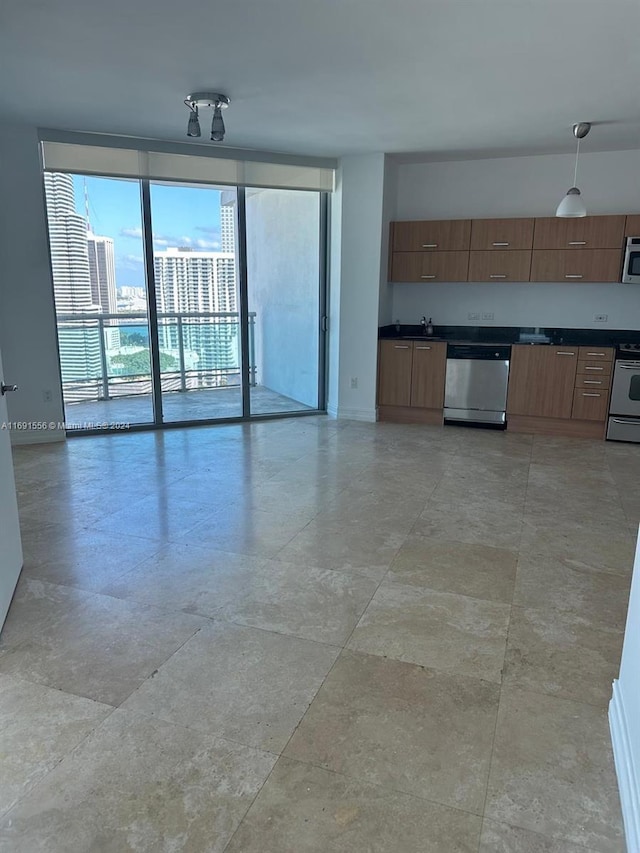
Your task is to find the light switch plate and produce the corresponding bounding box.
[482,312,494,321]
[468,312,480,321]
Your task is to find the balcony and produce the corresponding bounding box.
[56,311,314,427]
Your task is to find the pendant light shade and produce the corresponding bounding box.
[556,186,587,218]
[556,122,591,218]
[187,107,201,138]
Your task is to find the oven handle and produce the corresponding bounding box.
[611,418,640,425]
[617,364,640,369]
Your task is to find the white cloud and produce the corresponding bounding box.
[120,227,143,239]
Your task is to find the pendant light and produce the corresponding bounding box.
[556,122,591,218]
[183,93,230,143]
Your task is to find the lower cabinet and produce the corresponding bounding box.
[377,340,446,422]
[507,344,613,437]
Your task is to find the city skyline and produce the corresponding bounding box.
[72,175,229,289]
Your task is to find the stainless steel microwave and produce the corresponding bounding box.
[622,236,640,283]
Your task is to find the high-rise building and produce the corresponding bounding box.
[44,173,102,393]
[154,247,238,380]
[87,232,117,314]
[220,192,236,252]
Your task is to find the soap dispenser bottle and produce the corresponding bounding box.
[394,318,401,335]
[426,318,434,337]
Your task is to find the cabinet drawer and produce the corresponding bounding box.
[577,359,612,377]
[530,249,622,283]
[390,251,469,282]
[470,218,534,251]
[575,374,610,391]
[578,346,613,361]
[468,250,531,282]
[392,220,471,252]
[572,388,609,421]
[533,216,626,249]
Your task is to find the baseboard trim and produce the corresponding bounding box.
[10,429,66,446]
[610,679,640,852]
[336,407,377,423]
[326,404,338,419]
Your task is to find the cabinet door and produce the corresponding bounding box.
[530,249,622,283]
[468,250,531,282]
[470,218,534,250]
[391,251,469,282]
[625,215,640,238]
[378,340,413,407]
[392,220,471,252]
[572,389,609,421]
[410,342,446,408]
[507,345,578,419]
[533,216,625,249]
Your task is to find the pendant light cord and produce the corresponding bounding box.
[573,136,580,188]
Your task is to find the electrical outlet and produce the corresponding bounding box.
[350,377,358,389]
[482,312,494,321]
[468,312,480,321]
[42,389,52,403]
[593,313,608,323]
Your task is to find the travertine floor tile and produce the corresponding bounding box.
[347,581,510,682]
[388,536,517,603]
[226,757,482,853]
[122,621,339,751]
[479,818,600,852]
[285,650,499,814]
[485,688,625,852]
[0,708,276,853]
[103,543,377,645]
[414,498,523,550]
[504,605,623,707]
[0,675,111,817]
[0,593,206,705]
[0,578,92,650]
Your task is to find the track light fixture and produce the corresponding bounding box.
[184,93,230,143]
[556,122,591,218]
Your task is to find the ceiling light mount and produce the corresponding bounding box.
[184,93,230,142]
[556,121,592,218]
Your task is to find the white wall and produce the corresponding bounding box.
[378,156,397,327]
[0,125,65,444]
[392,148,640,330]
[610,531,640,852]
[328,154,386,421]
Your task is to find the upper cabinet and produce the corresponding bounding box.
[389,214,634,284]
[532,216,625,250]
[470,218,534,251]
[392,220,471,252]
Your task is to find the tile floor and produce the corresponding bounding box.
[0,416,636,852]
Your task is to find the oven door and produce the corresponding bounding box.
[610,360,640,416]
[624,249,640,282]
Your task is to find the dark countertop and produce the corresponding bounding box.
[379,324,640,347]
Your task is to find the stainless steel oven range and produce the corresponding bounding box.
[607,343,640,442]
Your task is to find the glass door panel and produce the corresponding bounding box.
[149,183,242,422]
[245,188,321,415]
[45,173,154,428]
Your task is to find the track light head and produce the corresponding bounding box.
[184,93,230,143]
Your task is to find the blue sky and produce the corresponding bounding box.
[72,176,225,288]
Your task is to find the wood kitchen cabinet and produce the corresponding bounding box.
[390,251,469,282]
[410,342,447,408]
[377,340,413,407]
[533,216,625,250]
[507,345,578,419]
[392,220,471,252]
[377,339,446,422]
[507,344,613,438]
[625,215,640,237]
[470,218,534,251]
[468,250,531,282]
[529,249,622,283]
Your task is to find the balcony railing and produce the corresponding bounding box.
[56,311,257,403]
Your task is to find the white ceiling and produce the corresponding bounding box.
[1,0,639,160]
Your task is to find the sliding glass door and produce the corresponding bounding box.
[148,182,242,423]
[45,171,326,433]
[45,173,155,428]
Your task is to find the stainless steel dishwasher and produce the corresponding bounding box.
[444,344,511,426]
